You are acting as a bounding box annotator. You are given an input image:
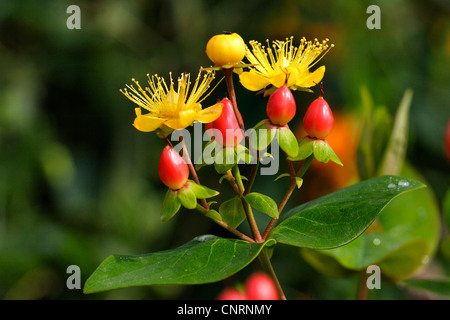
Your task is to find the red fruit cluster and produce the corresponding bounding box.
[216,272,280,300]
[302,88,334,139]
[266,85,296,126]
[205,97,244,147]
[159,145,189,190]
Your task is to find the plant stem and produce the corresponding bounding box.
[258,247,287,300]
[357,270,369,300]
[225,170,241,195]
[261,155,314,240]
[195,203,255,243]
[244,160,259,196]
[222,68,245,132]
[221,67,264,242]
[231,166,262,243]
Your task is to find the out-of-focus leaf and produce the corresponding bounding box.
[400,278,450,298]
[378,89,413,176]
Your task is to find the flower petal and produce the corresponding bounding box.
[195,103,224,123]
[133,108,165,132]
[268,73,287,88]
[165,109,197,130]
[239,70,271,91]
[295,65,326,88]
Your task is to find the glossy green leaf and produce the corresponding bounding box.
[269,175,425,249]
[84,235,275,294]
[219,197,246,228]
[244,192,279,219]
[161,189,181,222]
[301,165,441,281]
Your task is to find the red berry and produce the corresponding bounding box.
[303,95,334,139]
[205,97,244,147]
[159,145,189,190]
[266,85,296,126]
[216,287,247,300]
[244,272,280,300]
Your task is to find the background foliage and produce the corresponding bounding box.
[0,0,448,299]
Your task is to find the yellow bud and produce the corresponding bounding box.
[206,32,246,67]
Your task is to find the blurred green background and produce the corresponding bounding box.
[0,0,449,299]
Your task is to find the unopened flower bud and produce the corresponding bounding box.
[206,32,246,67]
[159,146,189,190]
[266,85,296,126]
[205,97,244,147]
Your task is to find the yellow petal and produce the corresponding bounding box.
[269,73,288,88]
[295,66,326,88]
[239,70,271,91]
[133,112,165,132]
[165,109,197,130]
[195,103,223,123]
[286,66,300,88]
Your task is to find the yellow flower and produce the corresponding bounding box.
[121,71,223,132]
[239,36,333,94]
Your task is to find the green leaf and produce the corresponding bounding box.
[84,235,275,293]
[196,140,217,170]
[308,164,441,281]
[187,180,219,199]
[274,173,290,182]
[400,278,450,298]
[177,187,197,210]
[161,189,181,222]
[289,136,314,161]
[312,140,343,165]
[205,209,222,222]
[244,192,279,219]
[295,177,303,189]
[248,120,276,151]
[219,197,246,229]
[269,175,425,249]
[278,127,298,158]
[236,144,254,164]
[378,89,413,176]
[214,148,236,174]
[288,137,342,165]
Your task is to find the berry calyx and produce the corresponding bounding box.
[244,272,280,300]
[205,97,244,147]
[206,32,246,67]
[302,85,334,139]
[159,145,189,190]
[266,85,296,126]
[216,287,247,300]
